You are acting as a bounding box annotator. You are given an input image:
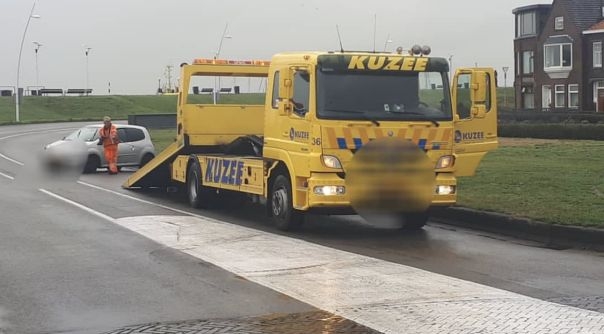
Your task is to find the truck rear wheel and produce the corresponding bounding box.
[270,174,304,231]
[401,212,429,231]
[187,160,215,209]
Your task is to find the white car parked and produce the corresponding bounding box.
[44,124,156,173]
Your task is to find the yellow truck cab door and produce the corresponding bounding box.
[451,68,498,176]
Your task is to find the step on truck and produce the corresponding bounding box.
[124,46,498,230]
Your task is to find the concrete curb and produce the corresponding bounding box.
[431,207,604,251]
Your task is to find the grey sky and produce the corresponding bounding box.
[2,0,541,95]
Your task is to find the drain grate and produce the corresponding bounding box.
[103,311,381,334]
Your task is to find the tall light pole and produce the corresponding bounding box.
[448,55,453,81]
[502,66,509,107]
[15,0,40,123]
[213,23,232,104]
[84,46,92,96]
[33,41,42,86]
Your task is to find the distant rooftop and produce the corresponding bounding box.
[512,4,551,14]
[586,20,604,32]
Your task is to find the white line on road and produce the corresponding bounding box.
[0,171,14,180]
[77,180,201,218]
[38,188,115,222]
[0,152,24,166]
[0,127,77,141]
[0,127,78,166]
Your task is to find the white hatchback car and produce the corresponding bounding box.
[44,124,156,173]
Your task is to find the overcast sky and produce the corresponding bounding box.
[2,0,543,95]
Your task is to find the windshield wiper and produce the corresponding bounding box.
[395,111,440,127]
[323,109,381,126]
[362,114,380,126]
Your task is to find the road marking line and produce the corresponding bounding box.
[38,188,115,222]
[77,180,204,218]
[0,152,24,166]
[0,127,78,166]
[0,127,78,141]
[0,171,14,180]
[115,215,604,334]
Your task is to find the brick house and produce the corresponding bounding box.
[513,0,604,112]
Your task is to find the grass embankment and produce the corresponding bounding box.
[148,129,177,153]
[458,139,604,228]
[0,94,265,124]
[0,95,177,124]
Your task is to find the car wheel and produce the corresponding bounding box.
[83,155,100,174]
[269,174,304,231]
[139,153,155,168]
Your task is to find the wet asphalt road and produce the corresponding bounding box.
[0,123,603,333]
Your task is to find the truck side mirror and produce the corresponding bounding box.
[470,72,488,104]
[277,78,293,116]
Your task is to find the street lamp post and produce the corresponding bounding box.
[33,41,42,86]
[84,46,92,96]
[502,66,509,108]
[448,55,453,81]
[15,0,40,123]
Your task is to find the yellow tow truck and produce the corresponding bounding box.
[124,47,498,230]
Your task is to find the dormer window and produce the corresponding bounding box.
[555,16,564,30]
[517,11,536,37]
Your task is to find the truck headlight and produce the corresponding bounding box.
[313,186,346,196]
[435,155,455,169]
[322,155,342,169]
[435,185,456,195]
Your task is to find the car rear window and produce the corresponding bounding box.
[124,128,145,142]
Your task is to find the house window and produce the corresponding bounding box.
[516,52,522,75]
[517,12,536,37]
[544,44,572,70]
[522,51,534,74]
[522,85,535,109]
[568,84,579,109]
[542,85,552,110]
[594,42,602,68]
[555,85,565,108]
[554,17,564,30]
[593,81,604,102]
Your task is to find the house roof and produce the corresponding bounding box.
[562,0,603,31]
[512,4,551,14]
[586,20,604,31]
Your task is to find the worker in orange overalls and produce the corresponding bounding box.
[98,116,120,174]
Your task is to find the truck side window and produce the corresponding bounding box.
[293,71,310,115]
[272,71,280,109]
[456,73,471,119]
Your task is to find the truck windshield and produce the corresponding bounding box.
[316,70,452,122]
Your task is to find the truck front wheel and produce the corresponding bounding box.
[401,212,429,231]
[270,174,304,231]
[187,160,215,209]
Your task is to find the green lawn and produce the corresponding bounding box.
[458,139,604,228]
[149,129,177,153]
[0,95,178,124]
[0,94,266,124]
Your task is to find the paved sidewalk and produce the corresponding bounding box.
[114,215,604,334]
